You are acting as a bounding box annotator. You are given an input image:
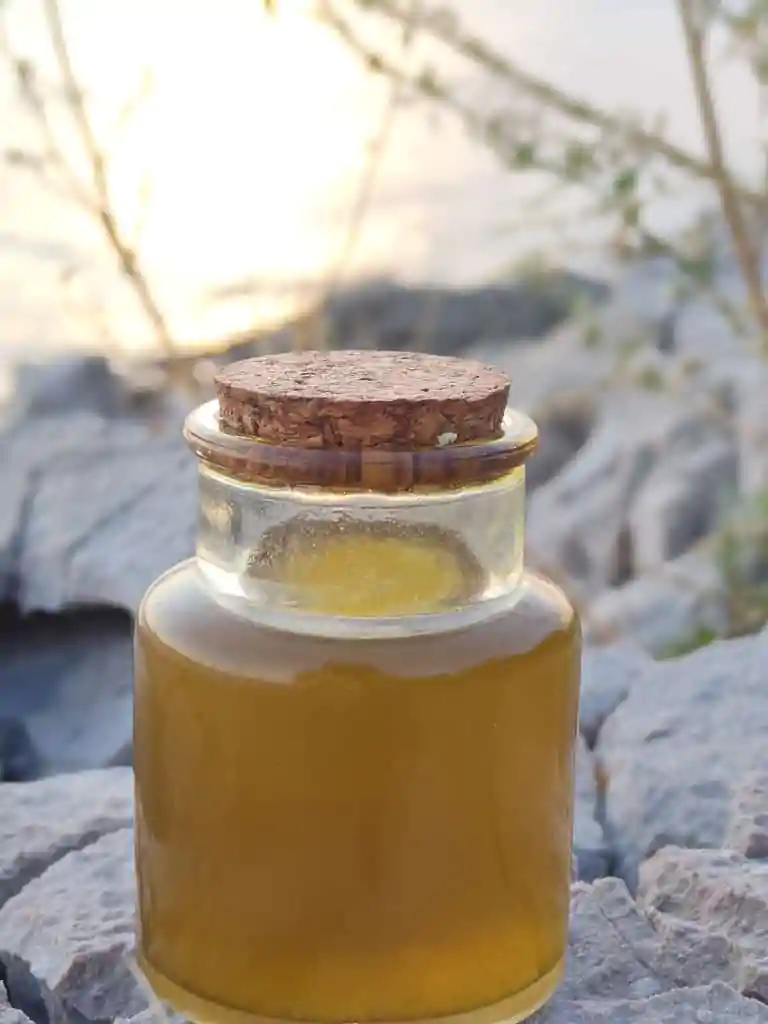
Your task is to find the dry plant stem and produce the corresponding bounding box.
[347,0,766,212]
[304,0,422,350]
[41,0,176,358]
[677,0,768,355]
[319,3,565,179]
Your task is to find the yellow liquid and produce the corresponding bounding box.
[134,534,580,1024]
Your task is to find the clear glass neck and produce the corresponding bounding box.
[194,467,525,639]
[186,403,534,639]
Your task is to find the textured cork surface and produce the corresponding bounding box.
[214,350,510,449]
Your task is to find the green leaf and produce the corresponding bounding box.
[613,167,639,197]
[513,141,536,169]
[563,142,592,180]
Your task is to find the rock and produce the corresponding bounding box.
[598,628,768,885]
[529,390,737,599]
[10,356,130,420]
[223,274,609,359]
[0,412,167,604]
[729,771,768,859]
[639,845,768,1002]
[579,643,652,747]
[0,718,39,783]
[0,986,34,1024]
[584,549,727,655]
[17,440,195,614]
[525,391,598,491]
[527,395,664,597]
[0,607,133,775]
[0,767,132,909]
[538,984,768,1023]
[537,879,676,1015]
[574,737,610,882]
[735,364,768,495]
[0,829,141,1024]
[629,431,737,573]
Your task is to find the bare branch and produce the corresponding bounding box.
[40,0,175,356]
[339,0,766,210]
[301,0,423,349]
[677,0,768,354]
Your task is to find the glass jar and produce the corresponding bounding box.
[133,357,581,1024]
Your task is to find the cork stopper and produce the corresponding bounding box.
[214,350,510,449]
[187,349,536,492]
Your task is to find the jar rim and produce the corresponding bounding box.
[184,400,538,492]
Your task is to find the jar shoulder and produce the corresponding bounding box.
[138,559,579,681]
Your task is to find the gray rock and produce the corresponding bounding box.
[11,356,129,420]
[0,607,133,775]
[0,718,39,783]
[0,412,164,604]
[734,362,768,496]
[0,767,132,909]
[0,986,34,1024]
[534,878,676,1020]
[598,628,768,885]
[17,440,195,614]
[574,737,610,882]
[579,643,652,747]
[217,275,609,359]
[527,393,732,599]
[585,549,727,655]
[0,828,141,1024]
[527,396,665,596]
[729,771,768,859]
[525,391,598,491]
[629,432,737,573]
[639,845,768,1002]
[539,984,768,1023]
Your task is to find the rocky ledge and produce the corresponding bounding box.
[1,629,768,1023]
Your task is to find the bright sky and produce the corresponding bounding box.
[0,0,763,354]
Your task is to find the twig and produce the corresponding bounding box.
[41,0,176,357]
[343,0,767,211]
[677,0,768,355]
[305,0,423,349]
[318,4,575,180]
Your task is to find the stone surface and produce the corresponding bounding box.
[574,737,610,882]
[579,643,652,747]
[735,362,768,496]
[0,828,141,1024]
[538,984,768,1023]
[729,771,768,859]
[0,607,134,777]
[639,845,768,1003]
[0,986,34,1024]
[17,440,194,615]
[0,410,177,606]
[270,275,608,356]
[584,549,727,654]
[527,395,664,597]
[0,718,39,783]
[528,393,736,600]
[598,628,768,886]
[629,431,737,573]
[0,768,132,909]
[524,390,598,491]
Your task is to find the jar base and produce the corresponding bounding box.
[136,952,565,1024]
